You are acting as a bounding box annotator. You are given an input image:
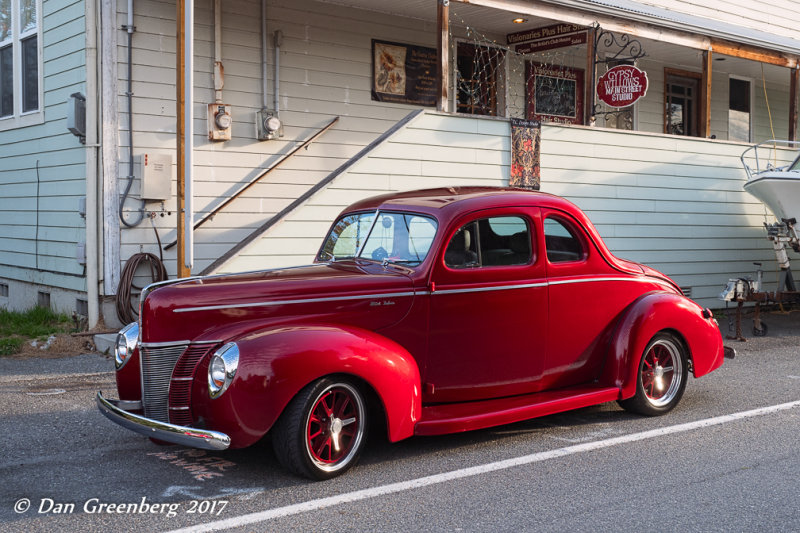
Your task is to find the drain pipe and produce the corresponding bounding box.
[119,0,144,228]
[274,29,282,116]
[85,0,100,327]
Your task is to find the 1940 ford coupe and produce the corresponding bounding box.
[98,187,729,479]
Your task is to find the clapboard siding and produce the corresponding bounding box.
[116,0,438,275]
[0,0,87,297]
[218,110,794,308]
[639,0,800,42]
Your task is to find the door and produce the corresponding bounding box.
[425,208,547,403]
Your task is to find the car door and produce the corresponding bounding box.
[425,208,548,403]
[540,209,647,390]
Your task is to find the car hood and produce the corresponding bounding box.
[140,261,416,343]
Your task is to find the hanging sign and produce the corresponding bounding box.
[596,65,648,108]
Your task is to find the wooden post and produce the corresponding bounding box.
[176,0,190,277]
[700,49,712,137]
[790,66,799,142]
[436,0,449,112]
[585,26,596,126]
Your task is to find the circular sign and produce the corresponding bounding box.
[596,65,648,108]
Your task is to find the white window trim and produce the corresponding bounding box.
[729,74,754,143]
[0,0,44,131]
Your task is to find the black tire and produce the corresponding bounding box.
[753,322,768,337]
[272,377,367,480]
[618,332,688,416]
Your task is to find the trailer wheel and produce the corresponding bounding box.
[753,322,768,337]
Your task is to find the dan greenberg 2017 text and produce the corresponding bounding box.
[17,497,228,518]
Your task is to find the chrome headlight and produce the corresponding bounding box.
[115,322,139,370]
[208,342,240,399]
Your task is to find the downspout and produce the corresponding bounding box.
[85,0,100,327]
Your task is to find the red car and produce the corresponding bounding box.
[98,187,729,480]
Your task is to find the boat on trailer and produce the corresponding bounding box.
[720,140,800,339]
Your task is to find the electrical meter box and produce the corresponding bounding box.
[135,153,172,200]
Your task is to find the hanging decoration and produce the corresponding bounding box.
[510,118,541,190]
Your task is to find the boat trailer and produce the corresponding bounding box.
[720,218,800,340]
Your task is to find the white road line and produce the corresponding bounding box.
[166,400,800,533]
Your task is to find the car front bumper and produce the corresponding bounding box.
[96,391,231,451]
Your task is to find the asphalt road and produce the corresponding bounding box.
[1,310,799,532]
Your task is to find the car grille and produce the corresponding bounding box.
[140,344,189,422]
[168,344,218,426]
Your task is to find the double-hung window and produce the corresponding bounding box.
[0,0,42,129]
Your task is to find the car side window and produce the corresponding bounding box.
[445,216,531,269]
[544,217,584,263]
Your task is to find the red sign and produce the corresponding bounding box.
[596,65,648,108]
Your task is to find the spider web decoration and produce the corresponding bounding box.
[450,9,589,121]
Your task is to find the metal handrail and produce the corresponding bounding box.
[740,139,800,180]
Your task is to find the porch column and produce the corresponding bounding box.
[437,0,449,112]
[700,49,712,137]
[790,66,799,142]
[176,0,191,277]
[585,25,596,125]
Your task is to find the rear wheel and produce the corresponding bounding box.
[618,332,688,416]
[272,378,367,480]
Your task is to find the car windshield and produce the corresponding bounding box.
[318,210,438,266]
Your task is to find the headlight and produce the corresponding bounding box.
[208,342,239,399]
[115,322,139,370]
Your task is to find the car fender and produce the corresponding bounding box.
[604,292,725,400]
[196,324,422,448]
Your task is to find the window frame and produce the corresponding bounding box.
[663,68,701,137]
[0,0,44,131]
[443,214,534,270]
[728,74,754,143]
[543,215,587,265]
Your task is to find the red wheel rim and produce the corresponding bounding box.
[306,386,360,465]
[641,339,681,407]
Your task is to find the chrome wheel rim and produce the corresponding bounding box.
[641,339,682,408]
[304,383,365,473]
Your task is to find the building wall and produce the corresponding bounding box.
[115,0,437,276]
[0,0,88,313]
[220,110,795,309]
[637,0,800,42]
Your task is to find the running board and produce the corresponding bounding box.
[415,385,621,436]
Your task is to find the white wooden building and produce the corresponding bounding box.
[2,0,800,326]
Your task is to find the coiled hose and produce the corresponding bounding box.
[116,252,168,324]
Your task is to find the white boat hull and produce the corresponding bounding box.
[743,171,800,223]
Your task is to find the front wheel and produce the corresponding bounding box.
[618,332,688,416]
[272,378,367,480]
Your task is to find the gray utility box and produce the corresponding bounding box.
[135,153,173,201]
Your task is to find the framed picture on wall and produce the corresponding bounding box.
[525,62,584,124]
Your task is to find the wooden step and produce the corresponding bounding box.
[415,385,621,436]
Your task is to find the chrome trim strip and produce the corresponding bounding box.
[139,340,192,348]
[96,391,230,451]
[174,291,418,313]
[433,282,548,295]
[169,406,190,411]
[171,377,194,381]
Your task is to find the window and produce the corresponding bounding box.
[445,216,531,269]
[544,218,584,263]
[0,0,42,129]
[729,77,751,142]
[456,42,505,116]
[664,69,701,137]
[318,211,437,266]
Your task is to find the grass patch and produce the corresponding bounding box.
[0,307,74,356]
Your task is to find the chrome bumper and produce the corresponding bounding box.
[96,391,231,451]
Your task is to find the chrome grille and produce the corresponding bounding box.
[169,344,217,426]
[140,344,189,422]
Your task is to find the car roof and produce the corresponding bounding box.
[343,186,580,218]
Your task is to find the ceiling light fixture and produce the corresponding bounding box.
[512,17,527,24]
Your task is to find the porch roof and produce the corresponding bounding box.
[550,0,800,56]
